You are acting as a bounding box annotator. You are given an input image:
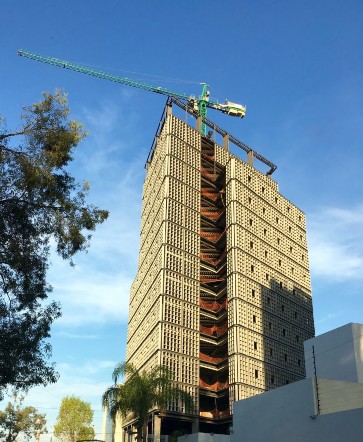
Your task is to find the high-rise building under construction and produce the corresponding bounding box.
[124,99,315,437]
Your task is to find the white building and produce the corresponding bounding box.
[230,322,363,442]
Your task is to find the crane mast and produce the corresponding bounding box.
[18,50,246,135]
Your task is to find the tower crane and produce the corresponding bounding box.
[17,50,246,136]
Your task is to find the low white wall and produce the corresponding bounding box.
[178,433,230,442]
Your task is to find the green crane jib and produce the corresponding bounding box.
[18,50,246,135]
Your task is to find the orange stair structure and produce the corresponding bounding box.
[199,138,229,428]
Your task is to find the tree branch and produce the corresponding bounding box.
[0,198,66,212]
[0,123,34,141]
[0,144,30,157]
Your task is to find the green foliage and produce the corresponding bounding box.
[0,91,109,397]
[0,395,47,442]
[102,362,194,442]
[54,396,95,442]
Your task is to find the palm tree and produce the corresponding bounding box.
[102,362,194,442]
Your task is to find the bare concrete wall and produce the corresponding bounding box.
[353,323,363,383]
[318,379,363,414]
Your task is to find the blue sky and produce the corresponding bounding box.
[1,0,363,440]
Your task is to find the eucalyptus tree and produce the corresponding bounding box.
[103,362,194,442]
[0,91,108,397]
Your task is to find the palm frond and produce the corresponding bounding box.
[112,362,137,384]
[103,362,195,434]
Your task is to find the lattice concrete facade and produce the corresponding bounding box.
[125,102,314,436]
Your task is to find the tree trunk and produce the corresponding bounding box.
[136,425,143,442]
[142,419,148,442]
[6,431,16,442]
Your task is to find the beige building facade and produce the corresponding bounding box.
[124,100,315,438]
